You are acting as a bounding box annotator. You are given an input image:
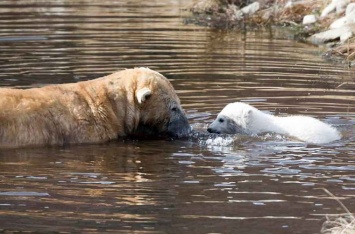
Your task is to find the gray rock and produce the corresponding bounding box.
[241,2,260,15]
[330,11,355,29]
[346,2,355,15]
[303,15,317,25]
[308,25,355,44]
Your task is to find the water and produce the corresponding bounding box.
[0,1,355,233]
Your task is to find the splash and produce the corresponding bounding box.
[205,136,235,146]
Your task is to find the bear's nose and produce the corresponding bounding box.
[207,128,213,133]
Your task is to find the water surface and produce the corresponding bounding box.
[0,1,354,233]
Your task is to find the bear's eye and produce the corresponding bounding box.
[171,107,177,112]
[218,118,224,123]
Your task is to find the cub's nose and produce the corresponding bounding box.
[207,127,220,134]
[208,127,221,134]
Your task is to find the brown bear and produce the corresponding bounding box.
[0,67,190,148]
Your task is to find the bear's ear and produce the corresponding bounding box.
[136,88,152,104]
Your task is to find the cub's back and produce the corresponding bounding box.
[279,115,341,144]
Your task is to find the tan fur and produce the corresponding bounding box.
[0,68,184,148]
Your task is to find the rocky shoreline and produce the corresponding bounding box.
[184,0,355,65]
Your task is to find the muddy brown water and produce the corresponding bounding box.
[0,1,355,233]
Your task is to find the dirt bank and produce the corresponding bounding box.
[184,0,355,65]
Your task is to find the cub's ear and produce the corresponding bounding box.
[136,88,152,104]
[242,109,253,126]
[243,109,253,119]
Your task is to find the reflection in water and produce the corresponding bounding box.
[0,0,355,233]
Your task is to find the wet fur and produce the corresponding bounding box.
[0,68,189,147]
[208,102,341,144]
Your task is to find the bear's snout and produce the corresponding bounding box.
[167,110,191,138]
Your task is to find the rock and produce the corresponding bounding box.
[241,2,260,15]
[330,16,348,29]
[330,11,355,29]
[321,0,350,15]
[303,15,317,25]
[346,3,355,15]
[340,31,353,42]
[285,1,293,8]
[308,25,355,44]
[226,4,243,21]
[321,3,336,17]
[335,0,350,14]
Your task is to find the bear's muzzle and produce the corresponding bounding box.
[167,109,191,138]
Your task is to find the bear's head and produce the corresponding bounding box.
[114,68,191,138]
[207,102,256,134]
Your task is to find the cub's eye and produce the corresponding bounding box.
[171,107,177,111]
[218,118,224,123]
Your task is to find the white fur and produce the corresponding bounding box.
[136,87,151,104]
[214,102,341,144]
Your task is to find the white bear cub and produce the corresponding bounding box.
[207,102,341,144]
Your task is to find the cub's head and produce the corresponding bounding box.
[207,102,255,134]
[125,68,190,138]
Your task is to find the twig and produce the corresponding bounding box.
[321,188,355,220]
